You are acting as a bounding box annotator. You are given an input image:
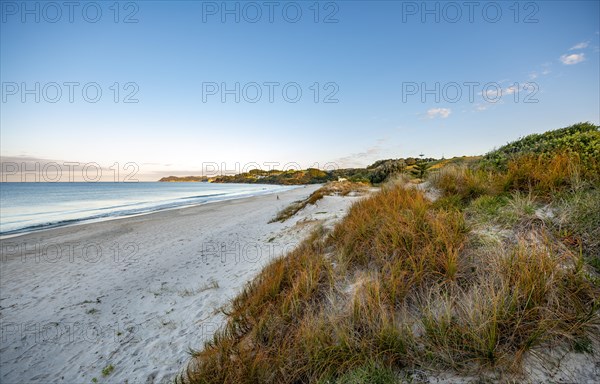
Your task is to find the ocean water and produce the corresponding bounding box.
[0,182,295,236]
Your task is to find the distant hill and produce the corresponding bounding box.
[158,158,443,185]
[209,168,328,185]
[159,176,208,182]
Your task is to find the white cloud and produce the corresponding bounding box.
[560,53,585,65]
[529,62,552,79]
[331,140,389,168]
[569,41,589,50]
[426,108,451,119]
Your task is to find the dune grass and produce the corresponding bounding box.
[178,120,600,384]
[177,149,599,383]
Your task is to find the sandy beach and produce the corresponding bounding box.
[0,185,363,383]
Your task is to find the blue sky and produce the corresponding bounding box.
[1,0,599,179]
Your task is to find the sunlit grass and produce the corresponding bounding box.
[180,149,599,384]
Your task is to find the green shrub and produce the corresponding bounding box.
[483,122,599,172]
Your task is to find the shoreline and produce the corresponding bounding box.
[0,183,300,240]
[0,184,363,383]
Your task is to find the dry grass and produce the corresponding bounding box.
[331,186,468,285]
[552,187,600,271]
[180,153,599,384]
[501,153,588,196]
[429,152,593,206]
[419,237,598,371]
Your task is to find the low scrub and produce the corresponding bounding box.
[482,122,599,171]
[430,152,595,203]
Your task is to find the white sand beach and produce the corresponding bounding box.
[0,185,363,383]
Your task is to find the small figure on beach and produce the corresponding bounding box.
[277,195,279,200]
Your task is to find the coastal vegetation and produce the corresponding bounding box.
[212,168,330,185]
[158,159,449,186]
[177,123,599,383]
